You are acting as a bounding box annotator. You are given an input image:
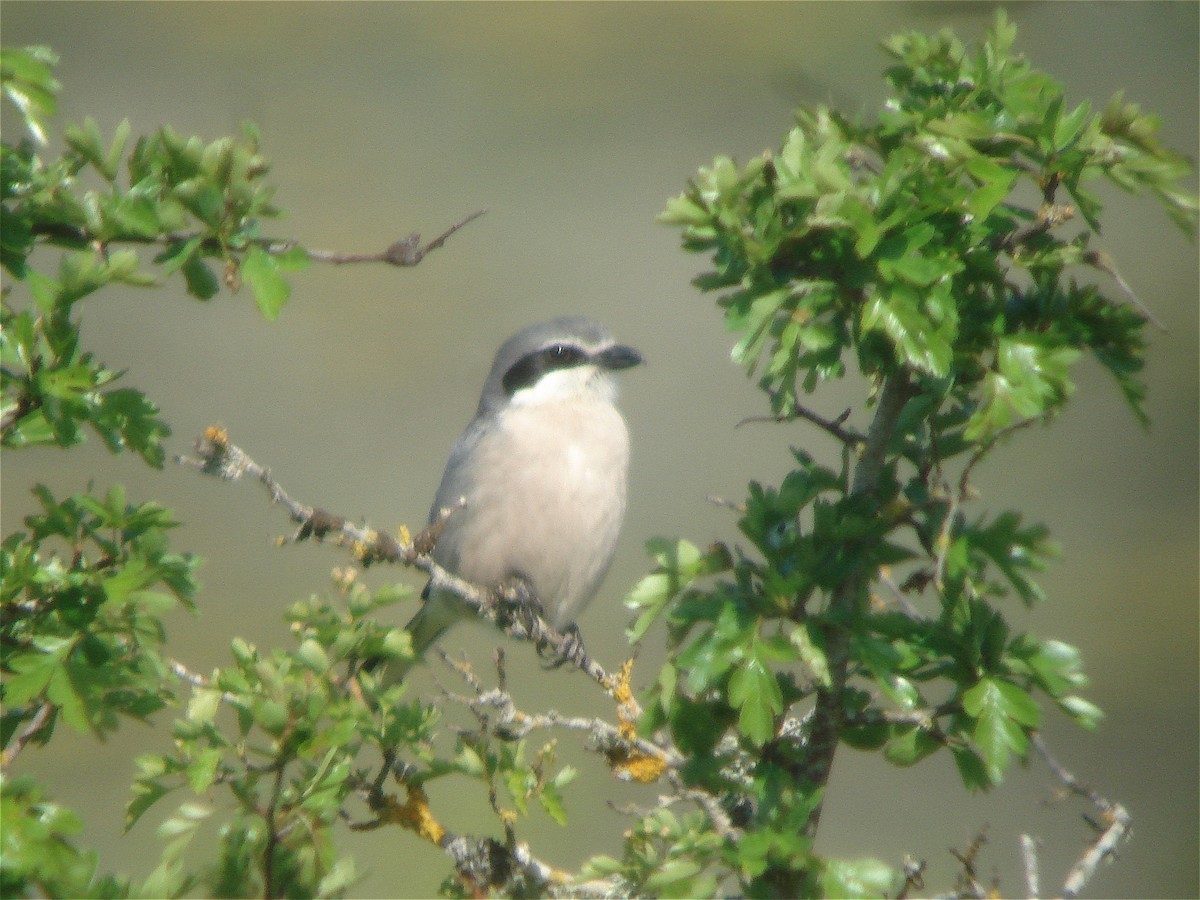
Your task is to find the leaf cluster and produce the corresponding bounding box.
[601,11,1195,895]
[0,43,300,898]
[660,13,1192,433]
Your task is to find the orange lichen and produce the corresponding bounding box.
[204,424,229,446]
[383,784,446,845]
[604,658,668,783]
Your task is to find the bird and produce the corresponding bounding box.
[382,316,642,678]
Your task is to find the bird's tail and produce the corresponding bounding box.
[366,589,468,684]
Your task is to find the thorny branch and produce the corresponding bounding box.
[175,426,618,692]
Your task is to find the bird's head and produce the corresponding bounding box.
[479,316,643,411]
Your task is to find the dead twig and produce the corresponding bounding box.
[284,210,487,267]
[1031,733,1132,898]
[737,401,863,447]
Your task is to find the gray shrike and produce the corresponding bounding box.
[391,316,641,675]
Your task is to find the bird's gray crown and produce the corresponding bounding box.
[477,316,641,412]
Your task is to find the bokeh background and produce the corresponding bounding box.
[2,2,1196,897]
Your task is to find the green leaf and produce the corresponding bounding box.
[241,244,290,320]
[1059,695,1104,730]
[967,337,1081,440]
[181,254,220,300]
[187,688,222,725]
[658,193,711,227]
[950,744,991,792]
[728,646,783,746]
[884,726,942,767]
[126,775,174,831]
[644,858,704,892]
[104,118,131,181]
[821,857,897,899]
[962,677,1038,782]
[186,747,222,793]
[316,856,359,898]
[537,782,569,826]
[46,666,88,733]
[861,287,952,376]
[790,622,830,687]
[1,46,61,144]
[296,638,331,673]
[3,651,58,704]
[965,156,1018,220]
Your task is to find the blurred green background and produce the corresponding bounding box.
[2,2,1196,897]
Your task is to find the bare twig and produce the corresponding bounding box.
[351,778,568,895]
[958,416,1043,501]
[1083,249,1166,331]
[281,210,487,267]
[947,827,992,899]
[844,701,957,730]
[263,763,286,899]
[0,701,54,768]
[665,770,740,840]
[168,657,211,689]
[704,494,746,514]
[738,401,863,447]
[876,568,923,618]
[1019,833,1040,899]
[1031,733,1132,898]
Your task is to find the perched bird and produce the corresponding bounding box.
[388,316,642,677]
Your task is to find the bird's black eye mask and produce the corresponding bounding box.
[502,343,589,396]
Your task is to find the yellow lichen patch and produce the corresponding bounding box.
[383,784,446,845]
[351,531,379,563]
[204,424,229,446]
[610,657,637,710]
[607,747,668,784]
[603,657,667,783]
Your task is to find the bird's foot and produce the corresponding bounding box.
[496,573,544,641]
[542,622,589,670]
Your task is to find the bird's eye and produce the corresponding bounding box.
[501,344,588,396]
[543,344,584,366]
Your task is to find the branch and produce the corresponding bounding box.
[271,210,487,267]
[437,651,683,776]
[1083,248,1167,331]
[175,426,620,694]
[1031,733,1132,898]
[0,701,54,769]
[30,210,486,269]
[1019,833,1040,899]
[844,700,957,730]
[738,398,864,447]
[798,368,912,837]
[351,778,571,896]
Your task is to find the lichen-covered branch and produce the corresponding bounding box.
[176,426,619,694]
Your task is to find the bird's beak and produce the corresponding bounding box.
[596,344,643,371]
